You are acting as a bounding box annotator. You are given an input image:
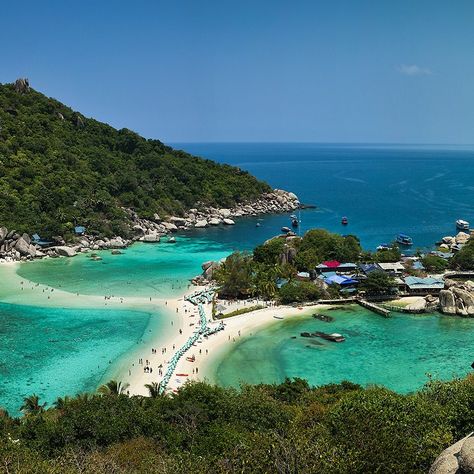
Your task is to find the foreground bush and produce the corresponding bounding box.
[0,376,473,473]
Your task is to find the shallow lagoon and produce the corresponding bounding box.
[0,302,153,415]
[212,305,474,393]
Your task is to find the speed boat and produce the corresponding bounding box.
[341,216,348,225]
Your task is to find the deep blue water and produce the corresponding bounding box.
[175,143,474,251]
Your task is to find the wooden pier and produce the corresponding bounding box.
[357,299,391,317]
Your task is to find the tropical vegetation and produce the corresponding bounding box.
[0,81,270,238]
[0,375,473,472]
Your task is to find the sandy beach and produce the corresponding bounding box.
[1,260,325,398]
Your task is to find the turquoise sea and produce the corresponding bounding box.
[1,143,474,413]
[211,306,474,393]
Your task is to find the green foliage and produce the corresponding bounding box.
[327,387,453,472]
[294,229,361,270]
[0,83,270,237]
[374,245,402,263]
[216,304,265,319]
[422,255,449,272]
[360,270,396,295]
[253,237,285,265]
[2,376,473,473]
[214,252,254,299]
[451,240,474,270]
[278,280,324,304]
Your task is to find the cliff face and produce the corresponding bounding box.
[439,280,474,317]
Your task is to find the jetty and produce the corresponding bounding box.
[356,299,391,317]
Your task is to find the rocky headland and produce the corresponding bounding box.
[0,189,300,262]
[439,279,474,317]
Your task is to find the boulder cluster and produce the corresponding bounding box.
[430,433,474,474]
[0,189,301,263]
[439,232,471,251]
[0,227,134,263]
[439,279,474,317]
[127,189,299,238]
[0,228,42,261]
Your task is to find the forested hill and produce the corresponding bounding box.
[0,79,270,237]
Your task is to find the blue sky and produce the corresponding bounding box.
[1,1,473,143]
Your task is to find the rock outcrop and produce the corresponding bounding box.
[430,433,474,474]
[439,280,474,317]
[14,78,30,94]
[54,246,77,257]
[0,188,302,264]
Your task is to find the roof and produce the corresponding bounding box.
[324,274,358,286]
[359,263,379,274]
[404,276,444,290]
[377,262,405,272]
[431,251,454,259]
[297,272,310,278]
[412,261,425,270]
[317,262,356,269]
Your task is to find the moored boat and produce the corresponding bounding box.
[312,313,334,322]
[313,331,345,342]
[376,243,391,251]
[396,233,413,246]
[273,315,284,320]
[456,219,470,231]
[341,216,348,225]
[281,226,291,233]
[168,236,176,243]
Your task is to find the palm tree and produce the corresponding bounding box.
[74,392,93,403]
[98,380,129,396]
[144,382,162,398]
[20,394,46,415]
[53,396,71,410]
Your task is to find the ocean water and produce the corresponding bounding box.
[211,306,474,393]
[17,235,231,297]
[0,302,153,415]
[176,143,474,250]
[2,143,474,412]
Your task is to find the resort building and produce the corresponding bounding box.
[376,262,405,276]
[358,263,380,275]
[315,261,358,274]
[403,276,445,295]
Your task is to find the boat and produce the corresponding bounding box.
[396,233,413,246]
[341,216,348,225]
[313,332,345,342]
[256,222,261,227]
[186,355,195,362]
[312,313,334,322]
[291,217,299,227]
[281,226,291,233]
[273,315,284,320]
[376,243,391,251]
[456,219,470,231]
[168,236,176,243]
[300,332,313,338]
